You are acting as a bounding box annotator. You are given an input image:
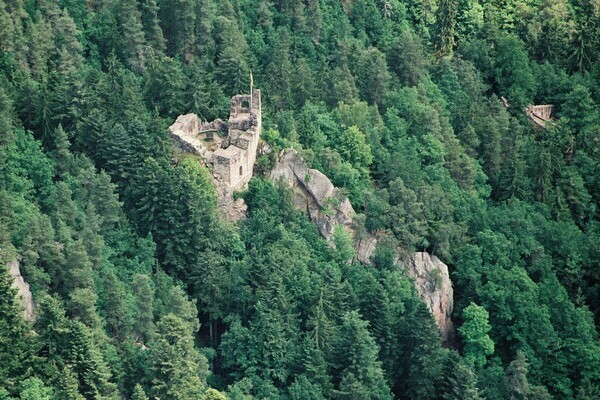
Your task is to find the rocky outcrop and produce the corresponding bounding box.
[169,114,206,156]
[215,186,248,221]
[8,260,35,322]
[404,252,454,342]
[270,149,455,341]
[270,149,355,239]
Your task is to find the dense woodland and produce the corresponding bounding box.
[1,0,600,398]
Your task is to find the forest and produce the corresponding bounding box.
[1,0,600,398]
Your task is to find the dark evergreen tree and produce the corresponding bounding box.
[333,311,393,400]
[149,314,208,400]
[139,0,166,52]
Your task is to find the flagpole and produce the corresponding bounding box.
[250,71,254,110]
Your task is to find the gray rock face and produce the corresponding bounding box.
[270,149,355,239]
[403,252,454,342]
[168,114,207,156]
[8,260,35,322]
[270,149,455,341]
[215,186,248,221]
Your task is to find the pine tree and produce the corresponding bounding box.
[159,0,197,60]
[300,337,333,397]
[143,55,186,117]
[0,263,34,388]
[149,314,208,400]
[333,311,393,400]
[264,28,294,110]
[132,274,155,343]
[49,124,72,175]
[61,239,101,328]
[102,271,131,340]
[307,291,335,352]
[443,359,484,400]
[130,384,149,400]
[0,86,15,146]
[216,45,250,97]
[288,375,325,400]
[68,287,101,329]
[401,301,447,400]
[506,351,552,400]
[434,0,458,58]
[55,366,85,400]
[116,0,147,72]
[101,123,134,185]
[139,0,166,52]
[68,321,118,399]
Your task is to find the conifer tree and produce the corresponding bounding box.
[443,359,484,400]
[506,351,552,400]
[116,0,147,72]
[300,336,333,397]
[68,321,118,399]
[334,311,393,400]
[130,384,149,400]
[149,314,208,400]
[139,0,166,52]
[132,274,155,343]
[55,366,85,400]
[434,0,458,58]
[0,263,34,388]
[159,0,197,60]
[143,55,186,117]
[102,270,131,340]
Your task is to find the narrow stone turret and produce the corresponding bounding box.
[212,90,262,190]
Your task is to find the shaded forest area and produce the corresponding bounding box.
[1,0,600,398]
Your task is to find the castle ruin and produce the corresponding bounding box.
[526,104,555,128]
[213,90,261,189]
[168,89,262,191]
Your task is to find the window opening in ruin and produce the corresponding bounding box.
[241,100,250,109]
[239,166,243,176]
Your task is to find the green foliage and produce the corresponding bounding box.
[0,263,35,388]
[130,384,148,400]
[1,0,600,398]
[18,378,55,400]
[459,303,495,368]
[149,314,208,400]
[333,311,393,400]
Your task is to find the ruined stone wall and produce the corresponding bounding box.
[218,89,261,190]
[170,90,262,190]
[526,104,555,128]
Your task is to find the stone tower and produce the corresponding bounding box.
[212,89,262,189]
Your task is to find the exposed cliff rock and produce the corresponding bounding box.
[8,260,35,322]
[404,252,454,342]
[270,149,355,239]
[270,149,455,341]
[215,186,248,221]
